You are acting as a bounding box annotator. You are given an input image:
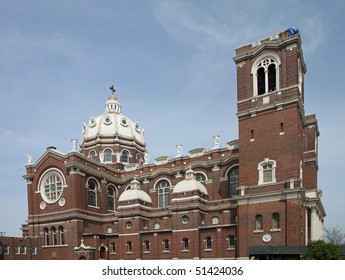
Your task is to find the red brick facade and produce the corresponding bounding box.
[0,29,325,260]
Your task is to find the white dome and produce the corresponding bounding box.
[173,168,208,196]
[82,92,145,145]
[118,178,152,204]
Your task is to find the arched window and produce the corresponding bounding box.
[51,226,57,246]
[253,56,279,96]
[263,163,273,182]
[268,64,276,92]
[104,149,112,162]
[205,236,212,250]
[228,235,236,249]
[258,159,277,185]
[272,212,280,230]
[255,214,263,231]
[229,167,239,198]
[99,245,106,259]
[89,150,97,160]
[127,241,133,253]
[4,245,9,254]
[44,228,50,246]
[195,173,206,184]
[136,154,143,165]
[144,240,150,252]
[31,246,37,255]
[157,180,170,208]
[182,238,189,251]
[87,179,98,207]
[21,246,26,255]
[107,185,116,211]
[257,67,266,95]
[122,150,129,163]
[163,239,169,252]
[110,242,116,253]
[59,226,65,245]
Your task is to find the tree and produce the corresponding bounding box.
[324,226,345,245]
[302,240,341,260]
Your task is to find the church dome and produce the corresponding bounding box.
[173,168,208,196]
[118,178,152,204]
[82,86,145,147]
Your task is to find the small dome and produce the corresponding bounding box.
[173,168,208,195]
[118,178,152,204]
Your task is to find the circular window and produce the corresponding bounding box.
[126,221,132,229]
[104,115,112,125]
[211,216,220,225]
[89,117,96,127]
[39,170,65,204]
[135,122,142,133]
[121,117,128,127]
[181,215,189,224]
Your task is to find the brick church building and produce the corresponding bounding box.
[1,29,325,260]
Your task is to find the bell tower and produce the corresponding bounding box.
[233,29,325,259]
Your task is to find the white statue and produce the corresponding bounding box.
[213,135,220,149]
[99,151,105,163]
[144,151,150,164]
[116,151,121,163]
[26,153,32,165]
[176,144,183,157]
[82,122,87,135]
[71,139,78,152]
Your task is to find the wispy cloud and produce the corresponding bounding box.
[152,0,234,49]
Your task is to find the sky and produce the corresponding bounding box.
[0,0,344,237]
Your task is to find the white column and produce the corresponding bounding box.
[305,209,309,244]
[310,207,318,241]
[318,215,324,240]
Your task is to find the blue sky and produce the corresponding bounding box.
[0,0,344,236]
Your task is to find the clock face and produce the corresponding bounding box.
[262,234,272,243]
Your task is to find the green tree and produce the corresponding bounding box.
[302,240,341,260]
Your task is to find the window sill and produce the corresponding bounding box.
[227,247,235,251]
[258,181,276,186]
[42,244,68,248]
[253,230,264,234]
[204,249,212,252]
[182,250,189,253]
[270,228,281,232]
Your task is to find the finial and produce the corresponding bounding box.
[109,85,116,95]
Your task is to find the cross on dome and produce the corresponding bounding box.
[109,85,116,95]
[105,85,121,113]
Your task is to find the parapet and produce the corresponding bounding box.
[235,28,299,57]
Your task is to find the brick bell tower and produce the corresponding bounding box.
[233,29,325,259]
